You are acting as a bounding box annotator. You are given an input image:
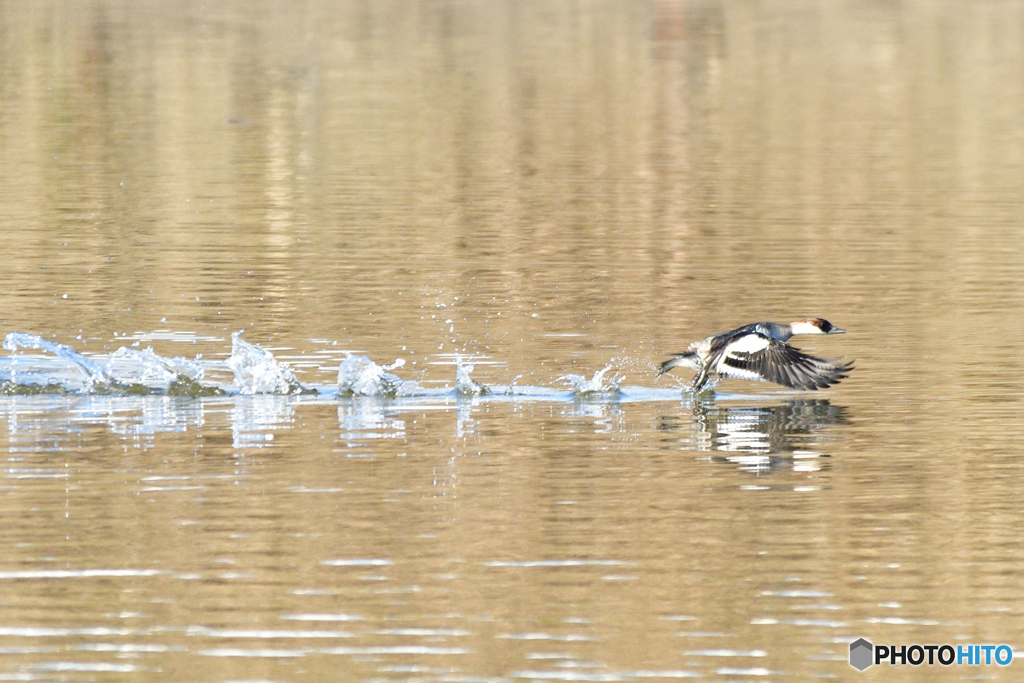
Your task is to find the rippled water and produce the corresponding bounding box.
[1,1,1024,680]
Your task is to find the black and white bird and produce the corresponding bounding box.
[659,319,853,393]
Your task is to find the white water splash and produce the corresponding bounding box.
[109,347,204,383]
[108,347,221,397]
[4,332,114,390]
[455,356,489,396]
[559,366,621,395]
[504,374,523,396]
[337,355,406,398]
[226,331,307,395]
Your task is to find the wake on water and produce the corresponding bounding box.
[0,330,692,404]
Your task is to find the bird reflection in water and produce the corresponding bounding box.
[659,398,849,473]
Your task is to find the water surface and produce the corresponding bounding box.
[1,1,1024,680]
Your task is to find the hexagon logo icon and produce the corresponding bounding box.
[849,637,874,671]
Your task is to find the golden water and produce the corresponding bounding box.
[0,1,1023,680]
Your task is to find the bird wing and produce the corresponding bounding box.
[714,335,853,390]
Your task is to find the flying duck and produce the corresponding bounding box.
[659,319,854,392]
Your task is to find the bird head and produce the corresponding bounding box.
[791,318,846,335]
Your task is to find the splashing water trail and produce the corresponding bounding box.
[455,355,490,396]
[560,366,622,395]
[337,355,406,398]
[0,331,698,401]
[227,331,308,395]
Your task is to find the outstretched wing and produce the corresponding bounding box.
[715,336,853,390]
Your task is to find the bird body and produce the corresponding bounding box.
[660,319,853,392]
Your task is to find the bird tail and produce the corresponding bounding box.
[659,352,698,376]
